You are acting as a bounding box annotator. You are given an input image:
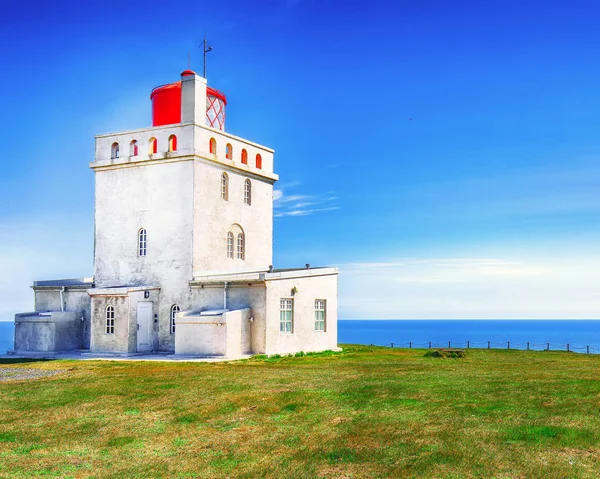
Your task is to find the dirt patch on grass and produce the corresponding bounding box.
[0,368,67,382]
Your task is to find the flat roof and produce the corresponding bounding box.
[191,267,338,285]
[33,278,94,288]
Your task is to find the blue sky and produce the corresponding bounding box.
[2,0,600,319]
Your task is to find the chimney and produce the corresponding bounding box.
[180,70,207,124]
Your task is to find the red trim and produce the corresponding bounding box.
[207,86,227,105]
[181,69,196,77]
[150,81,180,100]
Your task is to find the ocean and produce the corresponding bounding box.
[338,319,600,353]
[1,320,600,355]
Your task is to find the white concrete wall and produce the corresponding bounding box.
[94,124,195,165]
[188,284,267,354]
[192,160,273,273]
[14,311,83,352]
[93,159,194,288]
[227,285,267,354]
[175,312,227,356]
[93,156,194,353]
[194,125,275,175]
[265,273,338,355]
[90,295,131,353]
[89,289,160,354]
[223,308,252,357]
[34,289,91,349]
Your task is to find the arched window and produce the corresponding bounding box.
[111,142,119,159]
[209,137,217,155]
[130,140,138,157]
[256,154,262,169]
[106,306,115,334]
[221,173,229,201]
[168,135,177,152]
[149,137,157,155]
[236,233,245,260]
[138,228,147,256]
[244,179,252,205]
[241,149,248,165]
[226,143,233,160]
[170,305,180,334]
[227,232,234,259]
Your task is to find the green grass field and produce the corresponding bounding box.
[1,346,600,478]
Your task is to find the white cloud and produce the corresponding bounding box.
[273,183,340,218]
[336,255,600,319]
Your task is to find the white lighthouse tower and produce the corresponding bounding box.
[14,69,339,358]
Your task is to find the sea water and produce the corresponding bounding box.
[1,320,600,355]
[338,319,600,353]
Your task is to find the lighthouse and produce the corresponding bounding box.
[14,69,339,358]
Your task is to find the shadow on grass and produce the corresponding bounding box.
[0,358,54,365]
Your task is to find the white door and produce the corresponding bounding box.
[136,302,153,352]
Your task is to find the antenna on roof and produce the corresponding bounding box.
[202,36,212,79]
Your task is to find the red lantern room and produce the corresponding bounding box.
[150,70,227,130]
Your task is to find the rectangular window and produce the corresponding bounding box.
[106,308,115,334]
[315,299,326,331]
[279,298,293,333]
[138,229,147,257]
[227,233,234,259]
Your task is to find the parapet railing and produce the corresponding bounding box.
[371,341,599,354]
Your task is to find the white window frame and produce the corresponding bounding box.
[221,173,229,201]
[227,232,234,259]
[170,305,180,334]
[106,306,115,334]
[111,142,119,159]
[315,299,326,331]
[236,233,245,260]
[279,298,293,333]
[138,228,147,256]
[244,179,252,205]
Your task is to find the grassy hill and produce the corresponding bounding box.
[1,346,599,478]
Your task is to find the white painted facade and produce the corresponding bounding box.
[14,69,338,358]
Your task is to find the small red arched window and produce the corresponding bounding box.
[256,154,262,169]
[168,135,177,152]
[209,138,217,155]
[130,140,138,157]
[241,149,248,165]
[226,143,233,160]
[149,137,157,154]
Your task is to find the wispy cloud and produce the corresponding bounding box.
[336,254,600,319]
[340,258,522,271]
[274,183,340,218]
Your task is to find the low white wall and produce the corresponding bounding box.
[174,308,251,357]
[14,311,83,352]
[34,289,92,349]
[175,312,227,356]
[223,308,252,357]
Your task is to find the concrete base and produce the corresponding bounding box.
[2,350,252,362]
